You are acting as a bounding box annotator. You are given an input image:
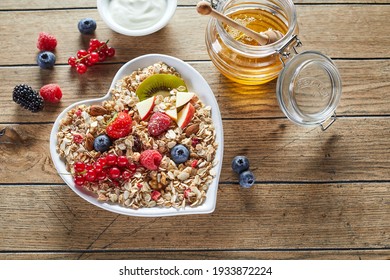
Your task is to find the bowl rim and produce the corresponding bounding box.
[50,54,224,217]
[97,0,177,36]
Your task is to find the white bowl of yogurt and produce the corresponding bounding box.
[97,0,177,36]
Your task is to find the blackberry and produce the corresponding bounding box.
[13,84,44,112]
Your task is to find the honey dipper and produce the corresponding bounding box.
[196,1,283,45]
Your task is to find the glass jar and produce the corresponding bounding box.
[206,0,298,85]
[205,0,342,129]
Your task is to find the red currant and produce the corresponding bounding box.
[85,164,94,170]
[68,56,77,67]
[94,162,103,173]
[77,49,88,59]
[74,162,85,173]
[89,38,101,50]
[98,52,107,62]
[121,170,132,181]
[106,154,117,166]
[109,167,121,179]
[106,47,115,57]
[97,156,107,167]
[76,63,87,74]
[97,171,107,181]
[74,175,85,186]
[117,156,129,167]
[85,169,97,182]
[89,52,99,63]
[128,162,137,171]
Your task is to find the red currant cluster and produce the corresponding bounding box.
[68,39,115,74]
[73,154,136,188]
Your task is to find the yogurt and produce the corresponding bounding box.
[108,0,167,30]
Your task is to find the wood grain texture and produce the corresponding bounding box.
[0,60,390,122]
[1,1,388,10]
[0,184,388,251]
[0,5,389,66]
[1,250,390,260]
[1,118,390,184]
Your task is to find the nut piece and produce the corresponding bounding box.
[85,133,94,151]
[89,105,108,116]
[184,123,200,137]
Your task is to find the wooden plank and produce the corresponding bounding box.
[1,118,390,184]
[1,250,390,260]
[0,6,389,66]
[1,1,388,10]
[0,184,388,250]
[1,60,389,123]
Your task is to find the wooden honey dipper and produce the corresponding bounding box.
[196,1,283,45]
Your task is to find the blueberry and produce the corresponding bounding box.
[94,134,112,152]
[170,144,190,164]
[37,51,56,69]
[239,170,255,188]
[78,18,97,34]
[231,155,249,174]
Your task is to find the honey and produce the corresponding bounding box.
[225,9,288,46]
[205,0,298,85]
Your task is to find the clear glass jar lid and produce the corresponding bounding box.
[276,50,342,127]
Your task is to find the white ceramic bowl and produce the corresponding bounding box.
[50,54,224,217]
[97,0,177,36]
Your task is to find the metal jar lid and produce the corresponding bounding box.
[276,36,342,130]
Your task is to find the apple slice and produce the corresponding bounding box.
[136,96,156,120]
[176,91,195,108]
[165,108,177,122]
[177,103,195,129]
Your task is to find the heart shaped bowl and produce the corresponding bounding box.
[50,54,224,217]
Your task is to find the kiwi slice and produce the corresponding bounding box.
[136,74,188,101]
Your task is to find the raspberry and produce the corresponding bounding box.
[148,112,171,137]
[106,112,133,139]
[12,84,44,113]
[140,150,162,171]
[37,32,57,51]
[39,84,62,103]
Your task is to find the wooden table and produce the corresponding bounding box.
[0,0,389,260]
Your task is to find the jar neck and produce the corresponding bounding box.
[215,0,298,56]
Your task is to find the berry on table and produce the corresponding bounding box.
[93,134,112,152]
[239,170,255,188]
[231,155,250,174]
[106,112,132,139]
[37,32,57,51]
[39,84,62,103]
[12,84,44,113]
[68,39,116,74]
[140,150,162,171]
[37,51,56,69]
[170,144,190,164]
[78,18,97,34]
[148,112,171,137]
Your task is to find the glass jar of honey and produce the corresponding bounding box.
[205,0,342,129]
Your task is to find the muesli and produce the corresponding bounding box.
[56,62,218,209]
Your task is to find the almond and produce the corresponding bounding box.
[184,123,200,137]
[89,105,108,116]
[85,133,94,151]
